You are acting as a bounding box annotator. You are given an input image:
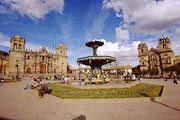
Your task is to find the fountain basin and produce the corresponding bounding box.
[77,56,116,67]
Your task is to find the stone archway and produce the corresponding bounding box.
[26,68,32,74]
[40,64,46,74]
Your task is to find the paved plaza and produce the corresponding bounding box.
[0,78,180,120]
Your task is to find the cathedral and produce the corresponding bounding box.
[138,35,180,76]
[0,34,67,76]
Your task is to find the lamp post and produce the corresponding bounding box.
[78,62,81,85]
[61,63,64,75]
[16,60,19,80]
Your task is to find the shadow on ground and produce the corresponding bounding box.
[150,97,180,112]
[72,115,86,120]
[0,116,16,120]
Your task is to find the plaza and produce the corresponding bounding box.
[0,78,180,120]
[0,0,180,120]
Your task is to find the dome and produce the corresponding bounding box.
[39,46,47,53]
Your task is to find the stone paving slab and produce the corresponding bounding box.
[0,79,180,120]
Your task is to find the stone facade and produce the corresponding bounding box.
[0,50,9,75]
[138,35,180,75]
[2,34,67,76]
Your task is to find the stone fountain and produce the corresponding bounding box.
[77,40,116,83]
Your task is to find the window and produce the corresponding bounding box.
[19,44,22,50]
[60,50,63,54]
[14,43,17,49]
[42,56,45,61]
[141,49,143,53]
[27,56,30,60]
[163,44,167,48]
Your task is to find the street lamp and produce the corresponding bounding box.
[16,60,19,80]
[78,62,81,85]
[61,63,64,75]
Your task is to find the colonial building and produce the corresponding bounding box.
[0,34,67,76]
[138,35,180,75]
[0,50,9,75]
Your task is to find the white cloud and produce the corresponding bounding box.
[0,33,10,47]
[103,0,180,34]
[115,27,129,42]
[1,0,64,19]
[84,7,109,40]
[175,28,180,36]
[96,39,141,66]
[26,43,43,51]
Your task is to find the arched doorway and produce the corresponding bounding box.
[26,68,32,74]
[40,64,46,74]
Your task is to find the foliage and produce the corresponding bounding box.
[141,70,149,75]
[149,68,158,75]
[36,83,163,99]
[132,65,141,76]
[164,63,180,74]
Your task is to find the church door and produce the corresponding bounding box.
[40,64,46,74]
[26,68,32,74]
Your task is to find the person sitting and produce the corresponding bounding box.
[173,76,179,84]
[24,77,38,90]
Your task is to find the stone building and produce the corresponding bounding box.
[138,35,180,75]
[0,50,9,75]
[1,34,67,76]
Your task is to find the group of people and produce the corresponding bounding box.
[165,74,180,84]
[54,75,72,81]
[24,76,49,98]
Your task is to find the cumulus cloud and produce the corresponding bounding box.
[115,27,129,42]
[175,28,180,36]
[96,39,141,66]
[103,0,180,34]
[1,0,64,19]
[0,33,10,47]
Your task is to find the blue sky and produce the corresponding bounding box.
[0,0,180,68]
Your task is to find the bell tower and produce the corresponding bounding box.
[9,34,26,75]
[158,35,174,69]
[55,44,67,75]
[138,42,149,72]
[10,34,25,51]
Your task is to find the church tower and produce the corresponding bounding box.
[138,42,149,72]
[10,34,25,51]
[9,34,26,75]
[158,35,174,69]
[55,44,67,75]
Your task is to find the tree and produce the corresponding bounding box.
[149,68,158,75]
[164,63,180,75]
[132,65,141,76]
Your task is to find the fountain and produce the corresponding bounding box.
[77,40,116,83]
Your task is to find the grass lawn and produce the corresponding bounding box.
[36,83,163,99]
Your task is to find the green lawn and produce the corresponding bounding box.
[37,83,163,99]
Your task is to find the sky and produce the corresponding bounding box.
[0,0,180,68]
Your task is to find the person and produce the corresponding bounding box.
[24,77,38,90]
[132,74,136,80]
[173,75,179,84]
[38,80,49,98]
